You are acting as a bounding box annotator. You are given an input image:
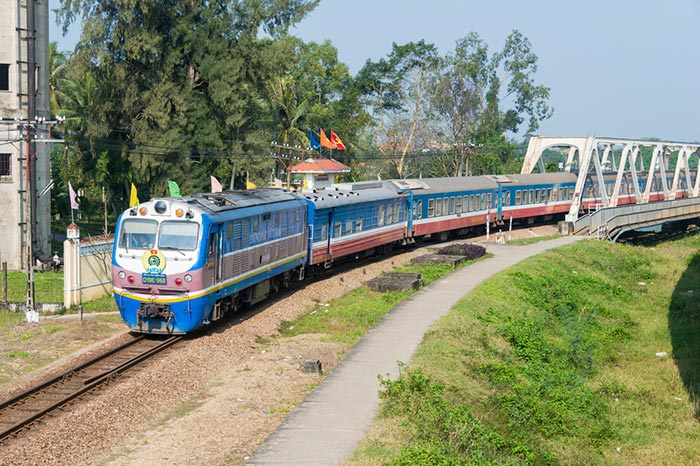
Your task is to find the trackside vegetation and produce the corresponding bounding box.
[348,236,700,465]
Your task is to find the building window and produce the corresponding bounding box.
[0,153,10,177]
[0,64,9,91]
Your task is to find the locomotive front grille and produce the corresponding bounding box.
[137,302,173,319]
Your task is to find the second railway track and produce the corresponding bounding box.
[0,334,181,443]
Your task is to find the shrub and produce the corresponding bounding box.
[436,243,486,260]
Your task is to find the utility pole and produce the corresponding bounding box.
[25,0,37,319]
[271,143,307,190]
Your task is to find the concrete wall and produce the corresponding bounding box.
[64,236,114,308]
[0,0,51,270]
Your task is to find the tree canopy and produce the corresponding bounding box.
[50,5,553,222]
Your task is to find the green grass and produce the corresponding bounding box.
[279,262,463,346]
[2,270,64,302]
[349,235,700,466]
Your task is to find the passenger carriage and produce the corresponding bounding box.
[301,181,410,266]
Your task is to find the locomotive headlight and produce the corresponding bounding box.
[175,208,184,217]
[118,271,126,279]
[184,274,192,282]
[139,207,147,215]
[154,200,167,214]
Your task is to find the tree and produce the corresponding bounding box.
[355,40,440,178]
[55,0,320,205]
[428,30,553,176]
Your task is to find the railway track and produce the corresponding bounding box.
[0,334,182,443]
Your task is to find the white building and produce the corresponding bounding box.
[0,0,52,269]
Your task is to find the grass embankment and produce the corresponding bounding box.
[349,237,700,465]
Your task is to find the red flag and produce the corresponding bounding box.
[319,129,336,149]
[330,131,346,151]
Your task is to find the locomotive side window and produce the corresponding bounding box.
[274,212,280,227]
[119,219,157,249]
[346,219,353,234]
[356,218,362,232]
[262,212,271,221]
[321,224,327,241]
[386,204,393,224]
[378,205,385,226]
[159,221,199,250]
[208,232,217,256]
[394,203,400,223]
[334,221,341,237]
[428,199,434,217]
[253,217,259,233]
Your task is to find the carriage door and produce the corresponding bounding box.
[208,229,222,284]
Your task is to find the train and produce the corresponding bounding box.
[112,169,682,334]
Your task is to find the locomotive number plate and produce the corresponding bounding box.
[142,273,167,285]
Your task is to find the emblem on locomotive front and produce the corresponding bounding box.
[142,249,166,273]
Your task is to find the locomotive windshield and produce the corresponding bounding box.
[158,221,199,250]
[119,219,157,249]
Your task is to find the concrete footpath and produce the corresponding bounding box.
[246,235,585,466]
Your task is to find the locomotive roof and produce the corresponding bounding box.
[182,189,302,213]
[300,186,407,208]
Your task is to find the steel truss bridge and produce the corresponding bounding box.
[521,136,700,241]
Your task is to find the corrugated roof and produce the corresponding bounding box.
[291,158,351,173]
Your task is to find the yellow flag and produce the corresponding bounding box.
[246,180,257,190]
[130,183,140,207]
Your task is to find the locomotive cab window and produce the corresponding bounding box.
[159,221,199,250]
[119,219,157,249]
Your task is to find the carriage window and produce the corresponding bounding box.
[463,195,468,212]
[443,197,449,214]
[394,204,400,223]
[529,190,535,204]
[505,191,511,207]
[449,197,455,214]
[378,205,385,226]
[334,221,342,237]
[436,198,442,216]
[487,193,492,208]
[515,190,521,205]
[418,200,423,219]
[356,218,362,232]
[568,187,574,199]
[119,218,158,249]
[468,195,474,211]
[428,199,435,217]
[456,196,462,213]
[159,221,200,250]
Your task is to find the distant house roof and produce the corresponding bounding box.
[291,158,351,174]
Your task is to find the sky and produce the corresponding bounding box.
[49,0,700,143]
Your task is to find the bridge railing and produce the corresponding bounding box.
[574,197,700,240]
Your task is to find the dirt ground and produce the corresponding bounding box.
[0,224,560,466]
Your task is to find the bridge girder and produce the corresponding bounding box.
[521,136,700,221]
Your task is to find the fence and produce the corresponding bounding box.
[63,235,114,308]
